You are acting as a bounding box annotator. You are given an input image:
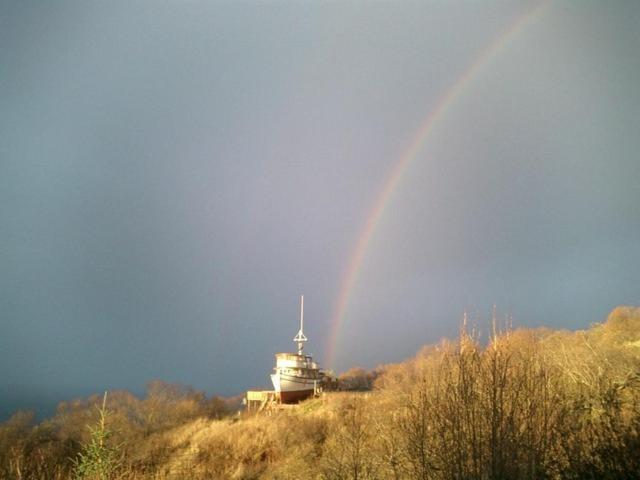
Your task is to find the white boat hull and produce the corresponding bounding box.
[271,372,316,403]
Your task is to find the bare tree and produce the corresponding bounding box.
[321,395,379,480]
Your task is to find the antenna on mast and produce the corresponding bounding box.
[293,295,308,355]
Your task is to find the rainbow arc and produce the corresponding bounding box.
[325,1,551,369]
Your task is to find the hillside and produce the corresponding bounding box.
[2,306,639,479]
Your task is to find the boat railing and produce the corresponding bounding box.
[275,353,313,361]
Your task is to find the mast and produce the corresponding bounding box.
[293,295,308,355]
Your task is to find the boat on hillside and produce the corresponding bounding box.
[270,295,324,404]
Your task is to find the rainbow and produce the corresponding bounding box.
[325,1,551,369]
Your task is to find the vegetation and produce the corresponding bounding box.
[72,392,122,480]
[1,306,639,479]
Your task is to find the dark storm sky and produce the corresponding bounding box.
[1,1,639,418]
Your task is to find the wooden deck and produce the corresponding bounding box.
[245,390,278,412]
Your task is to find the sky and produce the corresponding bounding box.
[1,1,639,419]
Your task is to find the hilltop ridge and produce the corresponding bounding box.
[1,306,639,479]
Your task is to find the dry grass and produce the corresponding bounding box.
[2,307,640,479]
